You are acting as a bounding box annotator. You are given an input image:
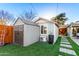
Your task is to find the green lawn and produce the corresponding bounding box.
[0,36,61,56]
[67,37,79,56]
[52,36,61,56]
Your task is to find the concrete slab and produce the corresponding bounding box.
[60,44,72,48]
[61,42,70,45]
[60,47,77,56]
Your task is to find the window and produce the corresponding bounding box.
[41,25,47,34]
[41,25,44,34]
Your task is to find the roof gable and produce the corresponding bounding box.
[33,17,59,28]
[35,19,48,24]
[14,17,39,26]
[34,17,53,24]
[14,18,24,25]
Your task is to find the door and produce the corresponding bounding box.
[14,25,24,45]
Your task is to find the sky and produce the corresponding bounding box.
[0,3,79,24]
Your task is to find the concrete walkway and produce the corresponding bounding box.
[59,37,77,56]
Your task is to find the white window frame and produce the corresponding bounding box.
[40,25,47,34]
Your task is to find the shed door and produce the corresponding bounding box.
[14,25,24,45]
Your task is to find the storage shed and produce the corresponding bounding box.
[13,17,40,46]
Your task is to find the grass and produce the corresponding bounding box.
[67,37,79,56]
[52,36,62,56]
[0,36,61,56]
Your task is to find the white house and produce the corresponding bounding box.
[67,21,79,37]
[33,18,59,44]
[13,17,40,46]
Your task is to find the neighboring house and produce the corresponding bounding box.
[33,17,59,44]
[67,21,79,37]
[13,17,40,46]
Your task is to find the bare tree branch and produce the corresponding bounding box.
[0,10,15,25]
[20,10,37,21]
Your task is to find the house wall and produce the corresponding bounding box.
[54,24,59,44]
[23,25,40,46]
[67,26,72,37]
[37,22,58,44]
[38,23,55,36]
[47,23,54,35]
[46,23,58,44]
[67,27,70,36]
[38,23,48,35]
[37,23,48,42]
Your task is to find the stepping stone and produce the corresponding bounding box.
[61,38,68,41]
[61,39,68,41]
[61,41,68,42]
[61,40,68,42]
[59,51,75,56]
[61,42,70,45]
[61,41,70,44]
[60,46,73,50]
[59,55,62,56]
[60,44,72,48]
[61,39,68,40]
[60,47,76,55]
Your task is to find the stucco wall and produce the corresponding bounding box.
[38,23,48,35]
[54,24,59,44]
[23,25,40,46]
[67,27,72,37]
[37,23,58,44]
[47,23,58,44]
[47,23,54,35]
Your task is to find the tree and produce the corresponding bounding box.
[52,13,68,25]
[0,10,15,25]
[20,10,36,21]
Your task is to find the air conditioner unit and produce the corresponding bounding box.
[40,35,47,42]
